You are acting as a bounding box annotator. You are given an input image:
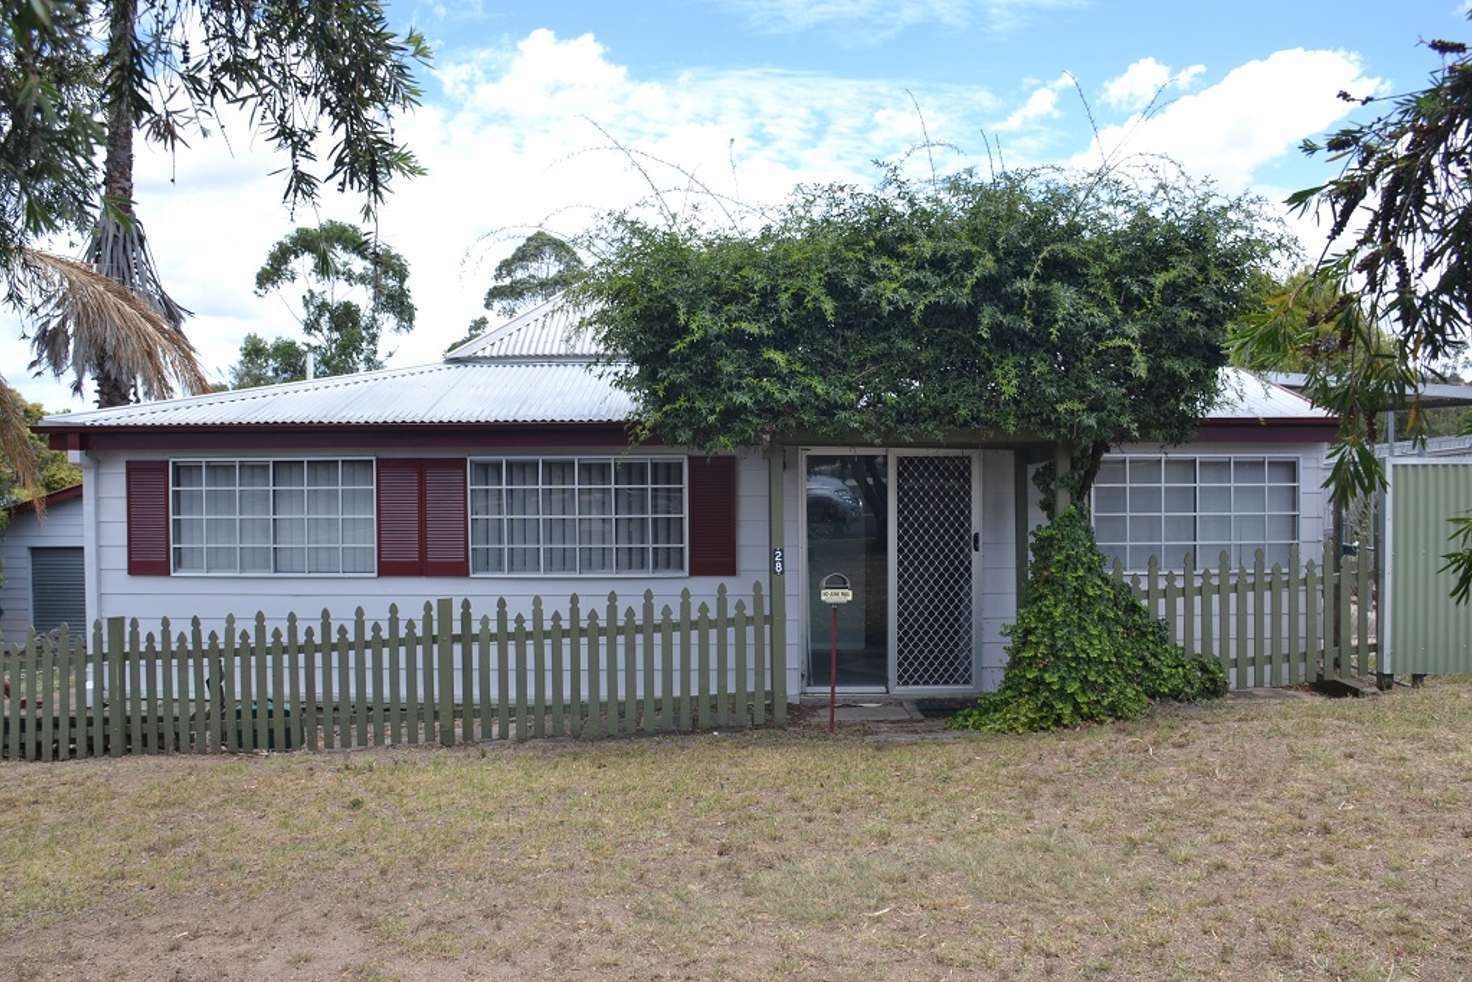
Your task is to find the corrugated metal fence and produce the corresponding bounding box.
[1384,459,1472,675]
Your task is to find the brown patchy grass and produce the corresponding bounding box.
[3,684,1472,981]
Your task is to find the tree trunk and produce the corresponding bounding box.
[92,0,137,409]
[102,0,136,219]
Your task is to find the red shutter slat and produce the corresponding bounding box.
[687,455,738,577]
[126,460,171,576]
[422,458,469,576]
[377,459,424,575]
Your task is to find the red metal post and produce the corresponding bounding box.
[829,604,838,734]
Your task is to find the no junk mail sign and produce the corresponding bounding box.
[819,572,853,605]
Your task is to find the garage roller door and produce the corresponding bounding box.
[31,547,85,633]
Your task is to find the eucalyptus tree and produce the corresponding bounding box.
[246,220,415,378]
[455,232,585,349]
[483,232,585,318]
[0,0,99,297]
[228,333,307,389]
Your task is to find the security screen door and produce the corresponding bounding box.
[892,452,978,691]
[805,450,980,692]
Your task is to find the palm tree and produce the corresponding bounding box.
[32,0,192,408]
[5,249,205,503]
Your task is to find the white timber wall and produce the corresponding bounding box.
[88,446,770,642]
[1,495,85,642]
[85,437,1328,700]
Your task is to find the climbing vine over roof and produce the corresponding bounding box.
[573,165,1290,491]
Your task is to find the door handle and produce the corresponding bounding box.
[972,532,980,552]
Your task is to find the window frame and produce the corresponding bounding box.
[167,457,378,578]
[1089,452,1304,573]
[466,454,690,578]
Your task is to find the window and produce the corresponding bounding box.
[1091,455,1299,571]
[469,457,686,575]
[170,459,375,575]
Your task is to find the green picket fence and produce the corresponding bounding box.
[0,582,785,762]
[1121,543,1376,689]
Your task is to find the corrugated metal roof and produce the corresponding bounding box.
[445,297,605,360]
[1379,434,1472,458]
[1209,368,1333,420]
[39,361,633,428]
[37,351,1323,432]
[1265,370,1472,410]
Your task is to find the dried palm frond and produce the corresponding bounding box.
[0,370,42,514]
[24,248,208,401]
[85,213,189,330]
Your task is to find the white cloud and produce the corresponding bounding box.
[3,28,1002,410]
[1069,48,1384,188]
[712,0,1079,42]
[992,73,1073,132]
[1101,56,1206,111]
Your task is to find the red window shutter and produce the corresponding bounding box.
[126,460,170,576]
[377,459,425,575]
[688,455,738,577]
[422,458,469,576]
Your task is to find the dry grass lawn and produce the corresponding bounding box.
[3,683,1472,980]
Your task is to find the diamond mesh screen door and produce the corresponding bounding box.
[894,454,975,689]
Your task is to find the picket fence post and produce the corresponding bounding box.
[752,582,767,727]
[437,598,454,748]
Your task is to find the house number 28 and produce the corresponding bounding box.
[771,548,785,576]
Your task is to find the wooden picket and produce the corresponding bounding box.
[1123,547,1376,690]
[2,553,1374,763]
[2,581,777,760]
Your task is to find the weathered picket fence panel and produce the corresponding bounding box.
[1122,546,1375,690]
[2,582,778,761]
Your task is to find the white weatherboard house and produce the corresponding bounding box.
[34,299,1337,700]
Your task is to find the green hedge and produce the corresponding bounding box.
[950,509,1226,733]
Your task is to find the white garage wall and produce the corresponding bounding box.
[1,494,85,642]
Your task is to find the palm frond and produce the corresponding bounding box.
[86,213,190,329]
[24,248,208,400]
[0,370,43,514]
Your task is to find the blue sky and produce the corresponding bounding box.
[8,0,1467,411]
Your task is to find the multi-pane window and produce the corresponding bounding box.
[1091,455,1300,571]
[171,459,375,574]
[469,457,686,575]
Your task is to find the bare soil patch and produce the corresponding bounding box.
[4,683,1472,980]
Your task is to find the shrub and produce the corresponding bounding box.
[949,508,1226,733]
